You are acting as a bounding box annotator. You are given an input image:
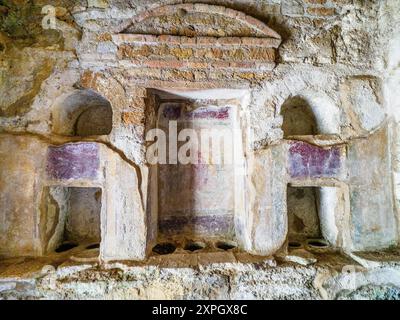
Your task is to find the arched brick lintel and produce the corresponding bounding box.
[118,3,281,40]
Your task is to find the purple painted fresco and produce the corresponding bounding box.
[289,141,342,179]
[47,143,100,180]
[185,106,230,120]
[159,214,234,236]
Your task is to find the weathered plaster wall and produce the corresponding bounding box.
[0,0,400,301]
[247,144,287,255]
[381,0,400,241]
[0,136,47,257]
[101,143,146,261]
[348,128,397,251]
[0,0,398,259]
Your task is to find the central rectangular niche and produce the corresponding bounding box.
[41,186,102,253]
[150,90,246,248]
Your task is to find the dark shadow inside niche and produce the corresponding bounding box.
[86,243,100,250]
[52,89,113,137]
[184,241,205,252]
[152,243,176,255]
[74,104,113,136]
[281,97,317,137]
[55,242,78,253]
[216,240,237,251]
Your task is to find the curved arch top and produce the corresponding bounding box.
[119,3,281,40]
[280,91,341,135]
[52,89,113,137]
[110,3,281,84]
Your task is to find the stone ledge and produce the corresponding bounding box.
[1,251,400,299]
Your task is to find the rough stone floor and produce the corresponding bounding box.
[1,245,400,300]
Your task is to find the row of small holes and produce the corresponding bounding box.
[288,239,329,249]
[152,241,237,255]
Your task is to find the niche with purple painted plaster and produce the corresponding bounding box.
[158,102,236,239]
[282,96,343,250]
[146,90,247,253]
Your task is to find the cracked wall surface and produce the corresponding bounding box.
[0,0,399,300]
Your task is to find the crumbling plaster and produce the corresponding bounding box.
[0,0,399,266]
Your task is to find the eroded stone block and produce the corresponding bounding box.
[348,127,397,250]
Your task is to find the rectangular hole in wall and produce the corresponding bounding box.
[148,90,246,254]
[287,185,339,249]
[41,186,102,255]
[288,186,322,242]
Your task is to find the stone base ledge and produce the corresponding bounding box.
[1,250,400,300]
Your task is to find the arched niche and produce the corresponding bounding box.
[281,97,317,137]
[280,92,341,137]
[52,89,113,137]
